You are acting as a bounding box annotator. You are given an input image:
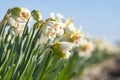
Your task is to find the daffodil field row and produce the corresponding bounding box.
[0,7,119,80]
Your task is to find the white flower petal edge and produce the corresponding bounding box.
[59,42,75,50]
[62,50,71,59]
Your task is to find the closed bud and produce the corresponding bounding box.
[32,10,42,21]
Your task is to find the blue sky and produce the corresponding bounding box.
[0,0,120,42]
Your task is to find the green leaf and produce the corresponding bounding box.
[34,49,51,80]
[3,64,15,80]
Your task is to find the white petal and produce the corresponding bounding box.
[59,42,74,50]
[8,17,17,27]
[50,12,55,19]
[63,50,71,58]
[56,13,64,19]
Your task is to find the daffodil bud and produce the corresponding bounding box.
[32,10,42,21]
[10,7,31,22]
[52,42,74,59]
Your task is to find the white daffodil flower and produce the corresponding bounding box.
[79,40,94,58]
[70,31,83,46]
[45,27,56,40]
[46,19,65,36]
[7,7,31,36]
[62,18,83,46]
[53,22,65,36]
[10,7,31,22]
[52,42,74,59]
[64,18,76,35]
[39,22,57,43]
[49,13,66,36]
[40,20,66,43]
[44,22,57,40]
[8,17,26,36]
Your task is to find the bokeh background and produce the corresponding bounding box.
[0,0,120,42]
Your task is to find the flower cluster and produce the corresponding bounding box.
[39,13,84,58]
[6,7,119,60]
[6,7,85,59]
[8,7,31,36]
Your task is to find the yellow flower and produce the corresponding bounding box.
[52,42,74,59]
